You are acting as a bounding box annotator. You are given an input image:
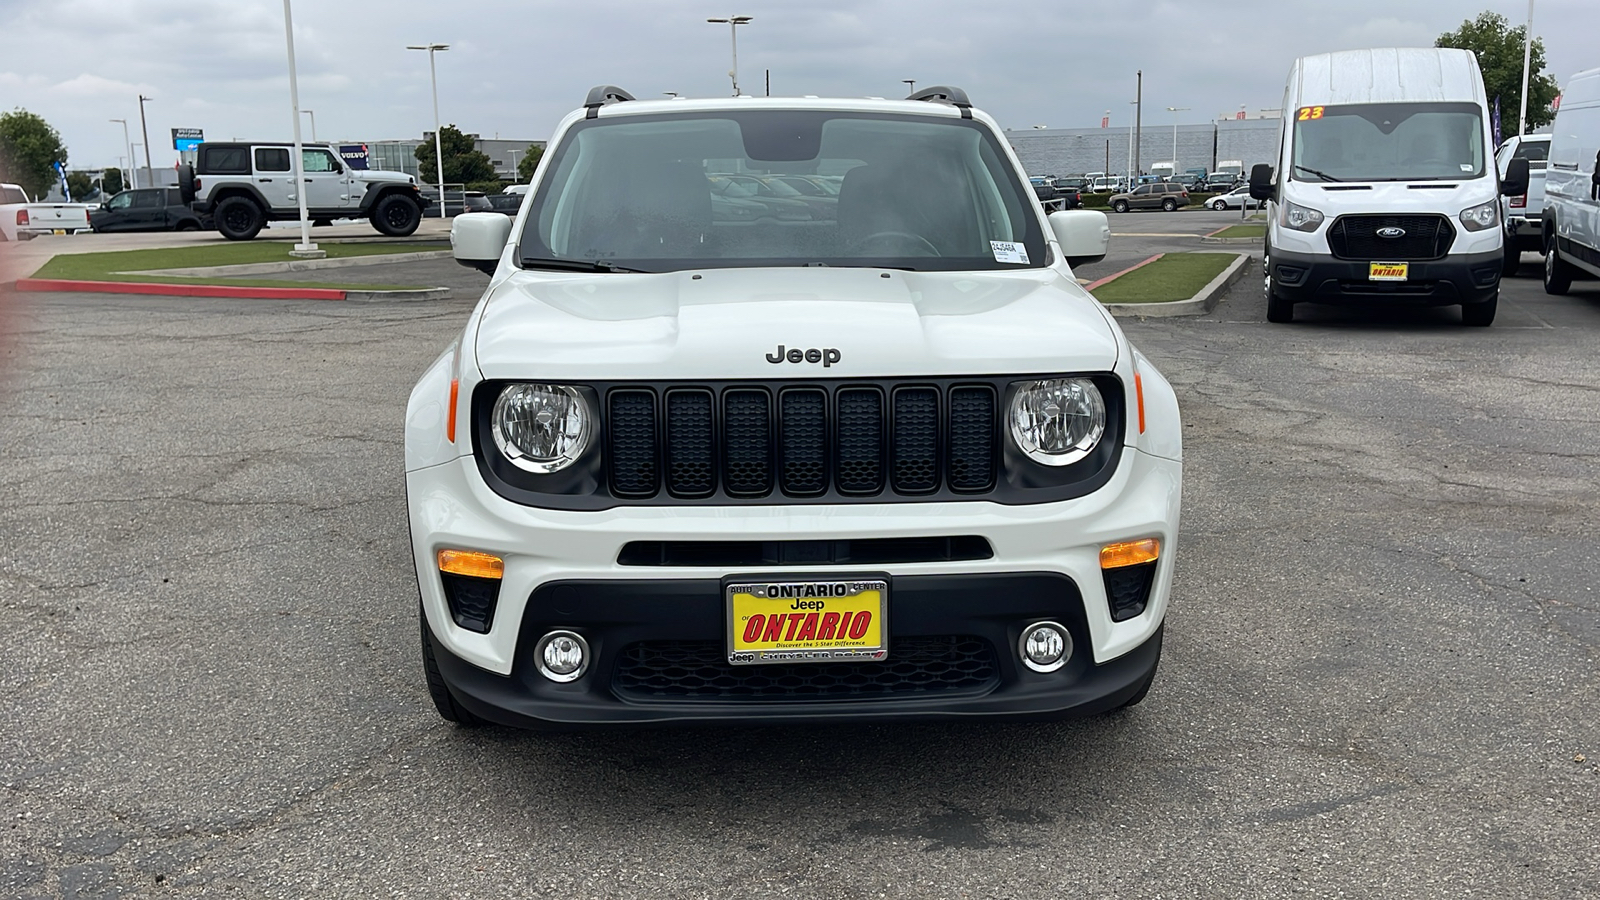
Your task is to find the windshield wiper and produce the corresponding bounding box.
[1292,164,1343,182]
[519,257,647,273]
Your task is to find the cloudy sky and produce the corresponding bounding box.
[1,0,1592,172]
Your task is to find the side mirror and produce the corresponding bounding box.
[1500,156,1530,197]
[1248,164,1274,202]
[1048,209,1109,268]
[451,212,512,276]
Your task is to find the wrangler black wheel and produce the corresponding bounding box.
[214,196,264,241]
[372,194,423,237]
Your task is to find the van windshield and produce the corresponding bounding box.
[518,110,1046,273]
[1290,102,1485,183]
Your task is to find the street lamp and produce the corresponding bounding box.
[1166,106,1189,174]
[301,109,317,143]
[137,95,153,179]
[902,79,916,96]
[110,118,134,189]
[507,147,521,181]
[407,42,450,217]
[706,16,752,97]
[280,0,321,257]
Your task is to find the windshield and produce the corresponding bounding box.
[518,110,1046,272]
[1291,102,1485,182]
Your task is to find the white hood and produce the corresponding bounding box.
[1290,180,1496,212]
[472,266,1120,381]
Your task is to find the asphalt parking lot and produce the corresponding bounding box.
[2,245,1598,898]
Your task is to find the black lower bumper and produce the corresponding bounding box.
[429,572,1163,728]
[1270,246,1502,307]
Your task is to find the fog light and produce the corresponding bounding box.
[535,630,589,683]
[1018,621,1072,673]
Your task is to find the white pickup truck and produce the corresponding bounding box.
[1496,133,1550,275]
[0,183,94,242]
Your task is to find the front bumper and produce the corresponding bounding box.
[407,446,1180,726]
[1269,246,1502,307]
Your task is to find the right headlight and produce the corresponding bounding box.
[1009,378,1106,466]
[491,383,591,474]
[1281,199,1325,232]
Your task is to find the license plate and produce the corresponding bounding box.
[1369,262,1408,281]
[726,578,888,666]
[52,229,66,235]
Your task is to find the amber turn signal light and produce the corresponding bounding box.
[437,549,504,580]
[1100,538,1160,569]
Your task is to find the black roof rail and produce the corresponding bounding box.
[584,85,637,118]
[905,85,972,118]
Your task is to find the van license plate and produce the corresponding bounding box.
[1369,262,1408,281]
[726,579,887,666]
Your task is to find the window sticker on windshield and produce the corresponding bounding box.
[991,241,1030,264]
[1460,163,1473,171]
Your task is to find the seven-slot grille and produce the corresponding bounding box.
[1327,214,1454,261]
[606,383,997,500]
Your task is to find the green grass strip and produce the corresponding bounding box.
[1092,252,1236,304]
[1210,224,1265,239]
[31,241,445,291]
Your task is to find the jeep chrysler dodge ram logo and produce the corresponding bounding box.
[1376,227,1407,238]
[767,345,841,367]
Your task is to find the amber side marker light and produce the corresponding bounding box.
[437,549,504,579]
[1134,371,1146,434]
[1100,538,1160,569]
[446,378,460,443]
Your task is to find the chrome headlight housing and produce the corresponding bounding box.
[1009,378,1106,467]
[1281,200,1325,232]
[491,383,591,474]
[1458,199,1499,232]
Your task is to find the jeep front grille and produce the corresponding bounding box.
[607,381,998,500]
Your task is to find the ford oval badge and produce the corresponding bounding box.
[1376,226,1406,238]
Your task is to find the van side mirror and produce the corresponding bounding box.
[1048,209,1109,268]
[1500,157,1530,197]
[1248,164,1274,202]
[451,212,512,276]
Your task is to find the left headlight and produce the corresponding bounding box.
[491,383,591,474]
[1009,378,1106,466]
[1459,199,1499,232]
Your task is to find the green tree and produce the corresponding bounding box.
[0,109,69,199]
[66,170,94,200]
[101,167,124,195]
[1436,11,1560,138]
[516,144,545,182]
[413,125,498,185]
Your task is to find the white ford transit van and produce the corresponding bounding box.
[1541,66,1600,295]
[1251,48,1529,325]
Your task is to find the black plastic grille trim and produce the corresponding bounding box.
[722,389,773,496]
[780,388,828,496]
[608,390,657,497]
[891,387,940,494]
[664,389,715,497]
[1104,560,1158,622]
[1328,214,1453,261]
[617,536,995,567]
[612,636,999,702]
[834,387,884,494]
[947,386,997,491]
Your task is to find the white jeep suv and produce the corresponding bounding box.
[405,86,1183,729]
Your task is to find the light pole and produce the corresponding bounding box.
[1166,106,1189,175]
[301,109,317,143]
[706,16,752,97]
[281,0,320,257]
[902,79,916,96]
[407,43,450,217]
[110,118,134,188]
[1126,100,1137,187]
[136,95,154,181]
[507,147,521,181]
[1517,0,1535,138]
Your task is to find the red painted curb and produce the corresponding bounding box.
[1085,253,1164,291]
[13,278,347,301]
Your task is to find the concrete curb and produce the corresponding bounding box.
[345,287,452,302]
[1102,253,1249,318]
[133,249,451,278]
[1199,236,1261,245]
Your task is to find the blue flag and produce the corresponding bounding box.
[1492,96,1502,148]
[55,160,71,202]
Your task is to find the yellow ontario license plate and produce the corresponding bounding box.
[1369,262,1409,281]
[726,579,888,666]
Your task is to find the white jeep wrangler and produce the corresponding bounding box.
[181,142,429,240]
[405,86,1183,729]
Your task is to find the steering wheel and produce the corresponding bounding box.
[859,231,942,257]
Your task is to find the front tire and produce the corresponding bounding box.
[420,606,487,727]
[1211,199,1227,210]
[1501,245,1522,278]
[371,194,423,236]
[1544,236,1575,295]
[1461,293,1497,326]
[1112,200,1129,213]
[214,196,264,241]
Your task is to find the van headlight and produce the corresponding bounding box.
[491,383,591,473]
[1281,200,1325,232]
[1009,378,1106,466]
[1458,199,1499,232]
